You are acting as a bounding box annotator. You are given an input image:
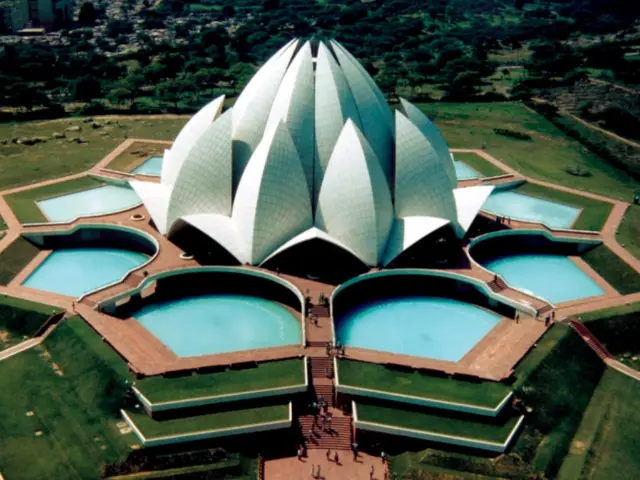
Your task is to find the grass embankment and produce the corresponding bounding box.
[125,403,289,439]
[582,245,640,294]
[420,102,640,256]
[5,176,103,223]
[0,317,133,479]
[136,358,304,403]
[0,117,184,190]
[452,151,505,177]
[618,204,640,260]
[580,302,640,369]
[0,295,62,350]
[390,325,605,479]
[0,236,40,285]
[338,359,510,409]
[105,141,165,173]
[0,213,6,230]
[558,369,640,480]
[356,401,520,444]
[514,182,613,231]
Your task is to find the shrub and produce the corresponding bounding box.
[493,128,532,140]
[565,165,592,177]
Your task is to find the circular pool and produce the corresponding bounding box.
[133,294,302,357]
[335,296,501,362]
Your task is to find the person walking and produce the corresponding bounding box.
[334,451,340,465]
[326,448,331,462]
[381,451,387,464]
[370,465,375,479]
[311,464,315,478]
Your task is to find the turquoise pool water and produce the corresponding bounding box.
[484,254,605,304]
[23,248,148,297]
[336,297,501,362]
[132,156,163,176]
[454,161,482,180]
[134,295,302,357]
[482,190,580,228]
[37,185,141,222]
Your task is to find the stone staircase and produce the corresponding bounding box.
[487,275,508,293]
[570,320,612,360]
[299,414,352,450]
[310,357,334,378]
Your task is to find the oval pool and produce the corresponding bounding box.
[483,254,605,304]
[133,295,302,357]
[23,248,148,297]
[132,156,163,176]
[335,296,501,362]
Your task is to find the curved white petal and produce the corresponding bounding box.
[259,227,368,266]
[167,109,233,230]
[232,40,299,189]
[264,40,315,195]
[330,40,394,182]
[233,121,313,265]
[129,180,171,234]
[316,120,393,266]
[314,41,363,198]
[394,111,458,222]
[161,95,225,186]
[330,40,393,131]
[178,213,247,263]
[382,216,451,266]
[453,185,494,236]
[399,98,456,188]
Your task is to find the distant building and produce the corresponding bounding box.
[0,0,72,33]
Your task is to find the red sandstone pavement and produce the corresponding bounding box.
[264,451,387,480]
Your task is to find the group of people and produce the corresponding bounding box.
[537,309,556,326]
[326,341,345,357]
[496,215,511,225]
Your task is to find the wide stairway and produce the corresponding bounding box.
[299,413,352,450]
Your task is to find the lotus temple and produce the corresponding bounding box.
[1,38,638,476]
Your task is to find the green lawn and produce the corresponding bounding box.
[0,295,62,350]
[0,236,41,285]
[0,212,6,230]
[0,117,185,190]
[515,182,613,231]
[452,151,505,177]
[356,401,520,444]
[136,359,305,403]
[582,245,640,294]
[5,176,103,223]
[420,102,640,259]
[338,359,510,409]
[558,369,640,480]
[125,404,289,439]
[512,323,570,385]
[0,317,134,480]
[420,103,640,203]
[617,204,640,260]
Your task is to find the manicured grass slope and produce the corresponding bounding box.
[452,151,505,177]
[558,369,640,480]
[582,245,640,294]
[137,358,305,403]
[5,176,103,223]
[389,326,604,479]
[126,404,290,438]
[617,204,640,260]
[0,117,185,190]
[0,236,40,285]
[338,359,510,408]
[0,295,62,350]
[356,401,520,443]
[0,317,133,480]
[515,182,612,231]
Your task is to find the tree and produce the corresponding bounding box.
[227,63,255,92]
[78,2,97,26]
[108,87,133,105]
[106,19,133,39]
[70,75,102,101]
